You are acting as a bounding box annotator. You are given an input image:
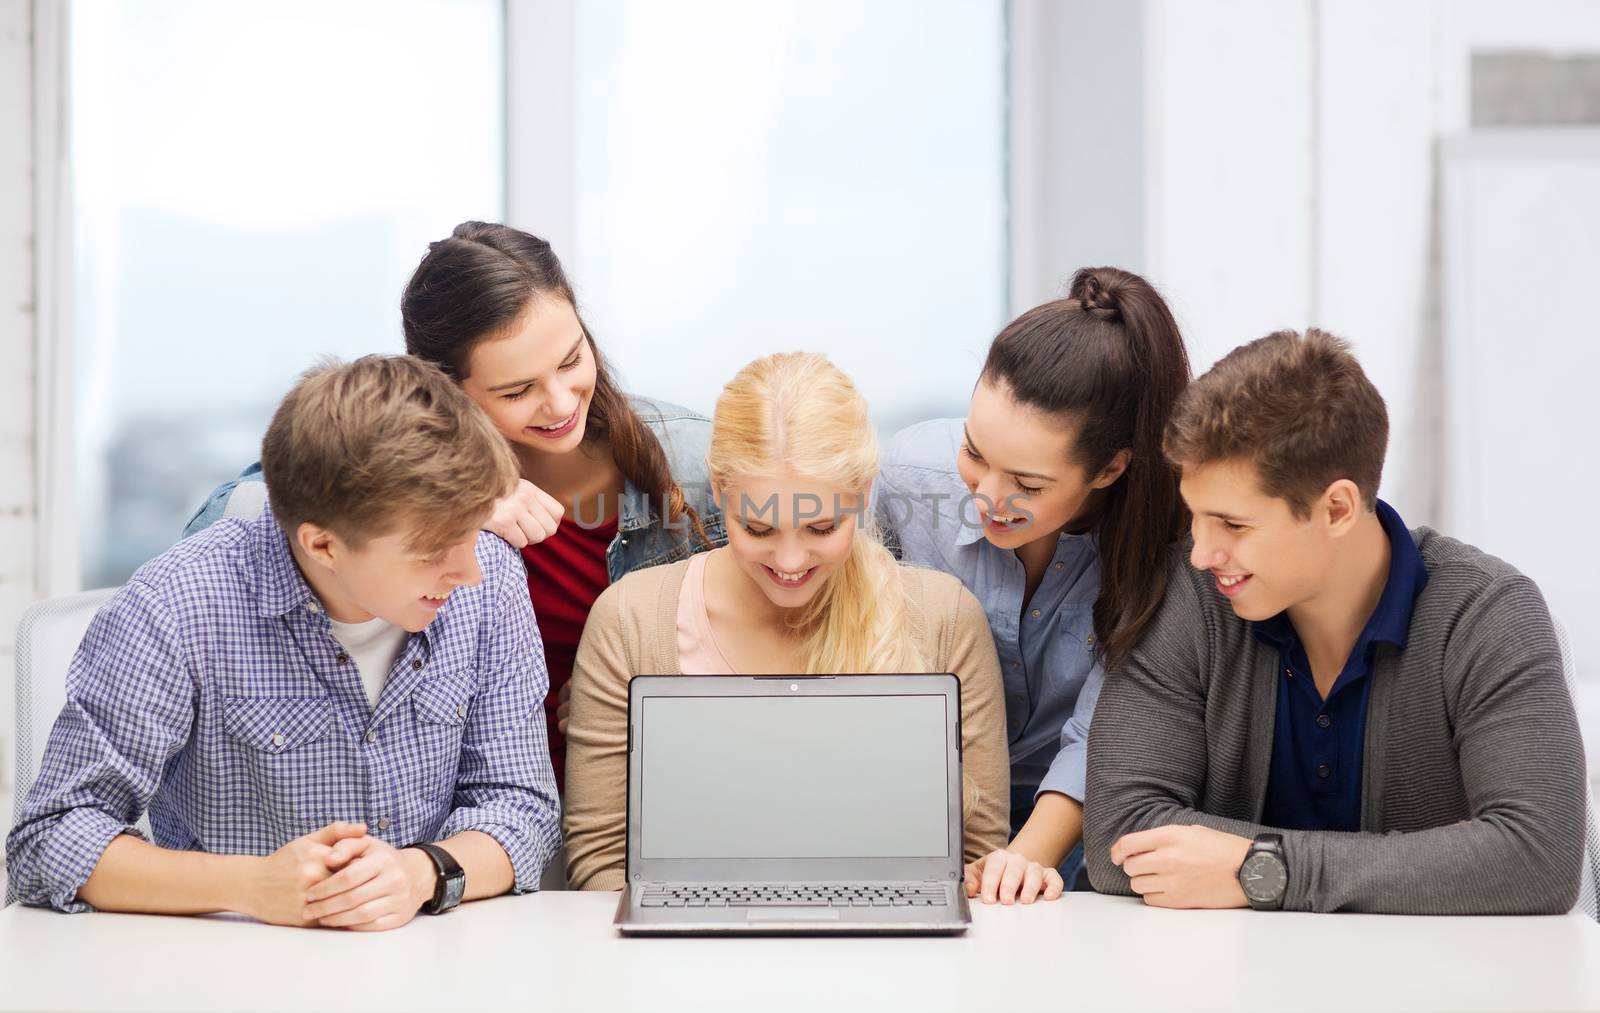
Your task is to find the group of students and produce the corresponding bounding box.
[5,221,1588,929]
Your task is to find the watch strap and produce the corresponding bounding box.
[409,842,465,915]
[1241,833,1287,911]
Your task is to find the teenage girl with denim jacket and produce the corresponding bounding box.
[184,222,726,787]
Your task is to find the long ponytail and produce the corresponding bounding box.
[981,267,1191,669]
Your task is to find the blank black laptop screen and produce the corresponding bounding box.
[638,693,950,860]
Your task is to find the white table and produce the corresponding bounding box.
[3,891,1599,1012]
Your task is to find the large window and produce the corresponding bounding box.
[569,0,1007,431]
[70,0,1007,586]
[72,0,504,586]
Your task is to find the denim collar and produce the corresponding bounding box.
[617,478,655,533]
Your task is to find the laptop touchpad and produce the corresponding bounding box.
[745,910,841,921]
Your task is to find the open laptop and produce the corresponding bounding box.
[614,673,971,935]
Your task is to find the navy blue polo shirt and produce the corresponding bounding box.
[1256,500,1427,832]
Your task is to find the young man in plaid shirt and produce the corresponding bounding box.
[7,355,561,930]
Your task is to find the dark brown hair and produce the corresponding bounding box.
[980,267,1192,670]
[1163,327,1388,517]
[400,221,704,538]
[262,355,517,552]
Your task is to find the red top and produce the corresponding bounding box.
[520,515,619,790]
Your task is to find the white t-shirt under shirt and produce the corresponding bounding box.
[327,615,409,707]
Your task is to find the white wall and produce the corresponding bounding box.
[1438,130,1600,745]
[1142,0,1600,526]
[1141,0,1316,381]
[1,0,35,809]
[1008,0,1147,313]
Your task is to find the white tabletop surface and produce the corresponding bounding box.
[2,890,1599,1013]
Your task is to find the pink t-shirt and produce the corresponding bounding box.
[676,551,738,675]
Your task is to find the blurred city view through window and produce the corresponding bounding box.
[72,0,1006,587]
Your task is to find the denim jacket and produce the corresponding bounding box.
[182,397,727,582]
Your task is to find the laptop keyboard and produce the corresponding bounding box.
[639,882,950,908]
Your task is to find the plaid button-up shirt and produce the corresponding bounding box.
[6,504,561,912]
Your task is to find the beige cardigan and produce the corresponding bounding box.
[562,557,1012,890]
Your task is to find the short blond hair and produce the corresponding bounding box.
[261,355,517,552]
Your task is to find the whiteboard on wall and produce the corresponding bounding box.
[1440,129,1600,683]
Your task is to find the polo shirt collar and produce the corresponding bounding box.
[1252,498,1429,653]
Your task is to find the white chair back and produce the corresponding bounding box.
[1553,618,1600,923]
[7,588,119,903]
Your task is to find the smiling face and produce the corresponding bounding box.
[957,378,1128,550]
[718,472,863,612]
[458,296,597,457]
[292,516,487,633]
[1180,457,1341,622]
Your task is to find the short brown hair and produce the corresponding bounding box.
[261,355,517,551]
[1163,328,1388,517]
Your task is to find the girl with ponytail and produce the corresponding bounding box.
[879,267,1192,905]
[560,352,1010,891]
[183,222,726,791]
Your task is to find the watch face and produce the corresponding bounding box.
[443,873,466,910]
[1239,852,1287,903]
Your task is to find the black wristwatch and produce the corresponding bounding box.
[410,842,466,915]
[1236,833,1288,911]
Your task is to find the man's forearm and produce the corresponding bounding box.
[1009,791,1084,870]
[78,835,259,915]
[1088,790,1584,915]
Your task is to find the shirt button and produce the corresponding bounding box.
[1086,635,1096,646]
[411,659,423,671]
[377,817,391,831]
[270,733,285,748]
[1316,763,1331,779]
[306,602,321,614]
[336,653,349,664]
[1031,609,1041,619]
[1317,714,1332,729]
[365,730,378,744]
[1285,668,1294,679]
[1054,562,1063,571]
[456,703,469,719]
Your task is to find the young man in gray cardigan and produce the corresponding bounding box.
[1083,328,1586,914]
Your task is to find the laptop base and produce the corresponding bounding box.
[615,881,971,936]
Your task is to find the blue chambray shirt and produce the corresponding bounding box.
[878,419,1104,808]
[876,419,1100,812]
[6,502,562,913]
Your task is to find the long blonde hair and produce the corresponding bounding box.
[708,352,922,674]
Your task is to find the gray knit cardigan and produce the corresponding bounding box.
[1084,529,1586,914]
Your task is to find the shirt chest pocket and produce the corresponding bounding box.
[224,695,335,752]
[222,696,343,835]
[1046,604,1098,694]
[407,676,475,803]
